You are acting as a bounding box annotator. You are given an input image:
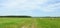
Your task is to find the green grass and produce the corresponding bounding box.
[0,18,60,28]
[36,18,60,28]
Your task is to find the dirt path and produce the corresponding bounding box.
[31,18,37,28]
[20,19,32,28]
[20,19,37,28]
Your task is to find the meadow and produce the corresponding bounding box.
[0,17,60,28]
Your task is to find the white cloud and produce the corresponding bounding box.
[1,0,48,11]
[0,0,60,15]
[40,2,60,12]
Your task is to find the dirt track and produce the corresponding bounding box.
[20,19,37,28]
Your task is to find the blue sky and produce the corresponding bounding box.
[0,0,60,16]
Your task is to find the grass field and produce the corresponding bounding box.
[0,18,60,28]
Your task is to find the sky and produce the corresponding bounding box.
[0,0,60,16]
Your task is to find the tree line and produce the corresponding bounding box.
[0,16,32,18]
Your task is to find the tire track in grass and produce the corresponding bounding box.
[20,19,37,28]
[18,19,32,28]
[21,22,32,28]
[21,18,37,28]
[31,18,37,28]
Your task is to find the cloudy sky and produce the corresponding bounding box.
[0,0,60,16]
